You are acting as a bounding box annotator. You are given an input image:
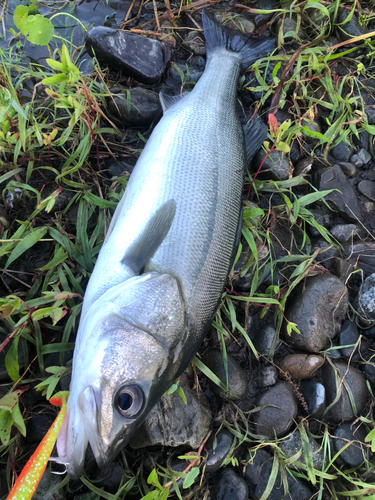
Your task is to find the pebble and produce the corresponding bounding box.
[299,381,326,418]
[294,157,313,176]
[213,12,255,34]
[333,423,369,466]
[279,354,324,380]
[214,468,249,500]
[202,350,248,400]
[337,11,368,38]
[339,320,360,359]
[334,259,355,283]
[183,31,206,56]
[358,273,375,320]
[364,363,375,389]
[312,238,341,270]
[351,148,372,167]
[344,243,375,276]
[253,149,290,181]
[358,180,375,202]
[365,106,375,125]
[279,430,325,470]
[330,224,360,243]
[337,161,356,177]
[253,381,298,438]
[284,273,348,352]
[85,27,170,84]
[129,380,211,449]
[205,429,234,473]
[332,142,354,162]
[108,87,162,127]
[255,365,278,388]
[276,17,304,40]
[323,361,369,422]
[254,325,278,356]
[314,164,361,222]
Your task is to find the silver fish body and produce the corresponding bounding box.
[58,12,274,477]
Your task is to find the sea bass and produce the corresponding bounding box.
[57,11,276,477]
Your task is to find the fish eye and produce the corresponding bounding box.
[116,384,144,418]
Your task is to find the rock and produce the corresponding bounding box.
[129,380,211,449]
[201,350,248,400]
[299,381,326,418]
[302,119,321,143]
[276,17,304,39]
[108,88,161,127]
[344,243,375,276]
[358,180,375,202]
[339,320,360,359]
[307,208,332,238]
[255,366,278,388]
[182,31,206,56]
[365,106,375,125]
[323,361,370,422]
[253,381,297,438]
[330,224,360,243]
[312,238,341,270]
[284,273,348,352]
[254,325,278,356]
[279,354,324,380]
[353,148,372,166]
[33,469,66,500]
[94,463,124,494]
[205,429,234,473]
[337,11,367,39]
[365,363,375,389]
[358,273,375,320]
[245,448,312,500]
[294,156,313,176]
[334,259,355,283]
[85,27,170,84]
[213,12,255,34]
[253,149,290,181]
[214,468,249,500]
[337,161,356,177]
[314,164,361,222]
[279,430,325,470]
[332,142,354,161]
[333,423,369,466]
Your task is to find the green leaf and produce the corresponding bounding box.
[5,336,20,382]
[11,402,26,436]
[178,385,187,405]
[182,467,200,489]
[46,59,65,71]
[5,226,48,270]
[42,73,68,86]
[24,15,54,45]
[0,410,13,445]
[13,5,29,33]
[147,469,162,491]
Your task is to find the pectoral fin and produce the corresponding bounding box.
[122,199,176,274]
[243,114,268,164]
[160,92,188,113]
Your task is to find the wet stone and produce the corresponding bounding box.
[294,156,313,176]
[353,148,372,166]
[214,12,255,34]
[253,149,290,181]
[339,320,360,359]
[108,88,162,127]
[300,381,326,418]
[334,258,354,283]
[279,430,325,470]
[130,380,211,449]
[333,423,369,466]
[344,243,375,276]
[253,381,298,438]
[284,273,348,352]
[323,361,369,422]
[205,429,234,473]
[337,161,356,177]
[314,164,361,222]
[279,354,324,380]
[358,180,375,202]
[276,17,304,39]
[365,106,375,125]
[214,468,249,500]
[358,273,375,320]
[85,27,170,84]
[338,11,367,38]
[202,350,248,400]
[254,325,278,356]
[255,365,278,388]
[364,363,375,389]
[182,31,206,56]
[330,224,360,243]
[332,142,354,162]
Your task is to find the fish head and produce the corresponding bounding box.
[57,272,186,478]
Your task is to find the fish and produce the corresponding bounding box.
[56,11,276,478]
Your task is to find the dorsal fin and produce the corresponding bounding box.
[159,92,188,113]
[243,114,268,163]
[122,199,176,273]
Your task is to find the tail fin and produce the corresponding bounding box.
[202,10,277,69]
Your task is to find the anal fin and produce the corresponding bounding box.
[243,114,268,163]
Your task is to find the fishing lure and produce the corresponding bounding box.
[7,391,69,500]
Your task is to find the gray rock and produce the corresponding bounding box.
[284,273,348,352]
[333,423,369,466]
[330,224,360,243]
[355,148,372,165]
[365,106,375,125]
[183,31,206,56]
[339,320,360,359]
[213,12,255,34]
[108,88,162,127]
[294,157,313,176]
[332,142,354,161]
[364,363,375,389]
[358,180,375,202]
[85,27,170,84]
[130,380,211,449]
[337,11,367,38]
[337,161,356,177]
[279,354,324,380]
[214,468,249,500]
[323,361,370,422]
[307,208,332,238]
[300,381,326,418]
[279,430,325,470]
[202,350,248,400]
[276,17,304,39]
[314,164,361,222]
[256,365,278,388]
[334,259,355,283]
[254,325,278,356]
[344,243,375,276]
[245,448,312,500]
[33,470,66,500]
[205,429,234,473]
[358,273,375,320]
[253,381,298,438]
[253,149,290,181]
[312,238,341,270]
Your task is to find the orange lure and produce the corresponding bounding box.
[7,391,69,500]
